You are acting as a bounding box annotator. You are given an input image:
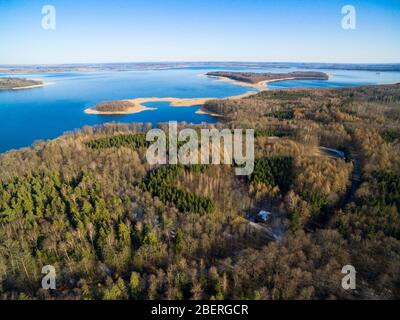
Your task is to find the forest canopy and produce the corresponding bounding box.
[0,84,399,300]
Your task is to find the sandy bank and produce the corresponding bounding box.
[11,82,52,90]
[128,90,258,109]
[195,109,223,117]
[129,97,213,108]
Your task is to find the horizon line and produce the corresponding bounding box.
[2,61,400,67]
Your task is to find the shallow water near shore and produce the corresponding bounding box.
[1,66,400,153]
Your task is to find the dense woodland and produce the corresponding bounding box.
[94,100,136,112]
[0,84,399,300]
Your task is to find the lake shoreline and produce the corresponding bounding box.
[9,82,51,90]
[84,90,258,116]
[83,72,334,116]
[84,71,267,116]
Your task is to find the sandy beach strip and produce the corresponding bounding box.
[129,91,260,108]
[195,109,223,117]
[11,82,52,90]
[130,97,213,108]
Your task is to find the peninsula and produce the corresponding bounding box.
[0,77,47,90]
[85,91,254,116]
[207,71,329,90]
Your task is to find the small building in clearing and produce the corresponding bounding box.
[256,210,272,222]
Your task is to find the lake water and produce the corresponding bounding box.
[1,66,400,153]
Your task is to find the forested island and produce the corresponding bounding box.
[0,83,399,300]
[0,77,45,90]
[207,71,329,85]
[85,100,156,115]
[95,100,137,112]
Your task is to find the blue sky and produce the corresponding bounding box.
[0,0,399,64]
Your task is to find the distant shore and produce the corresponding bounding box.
[1,62,400,74]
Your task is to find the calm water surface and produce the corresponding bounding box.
[1,66,399,153]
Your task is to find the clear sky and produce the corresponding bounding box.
[0,0,399,64]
